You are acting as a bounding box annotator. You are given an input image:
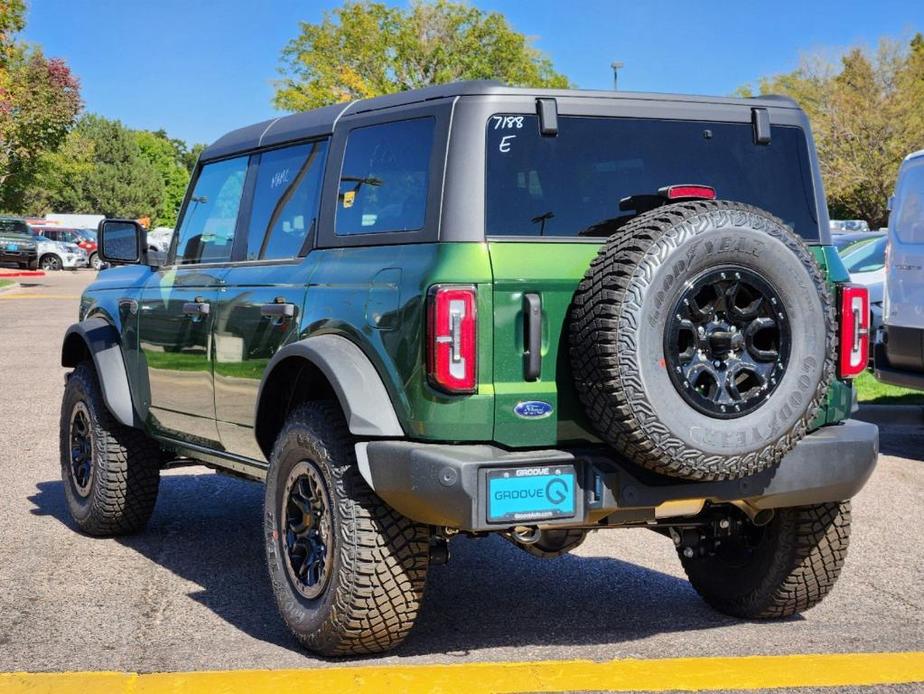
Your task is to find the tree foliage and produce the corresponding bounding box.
[739,35,924,228]
[275,0,570,111]
[22,114,165,220]
[134,130,194,226]
[1,0,81,198]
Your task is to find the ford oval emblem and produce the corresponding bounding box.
[514,401,553,419]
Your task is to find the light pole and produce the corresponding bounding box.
[611,61,624,91]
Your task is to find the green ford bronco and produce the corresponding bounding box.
[60,82,878,656]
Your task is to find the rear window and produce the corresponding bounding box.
[893,158,924,244]
[485,115,819,240]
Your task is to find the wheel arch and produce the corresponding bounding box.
[61,318,138,428]
[255,334,404,460]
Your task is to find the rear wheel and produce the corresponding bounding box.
[679,502,851,618]
[60,362,161,535]
[264,401,430,656]
[89,252,102,270]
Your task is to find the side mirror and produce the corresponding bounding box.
[98,219,146,265]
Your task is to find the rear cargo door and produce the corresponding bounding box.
[488,242,599,448]
[886,156,924,332]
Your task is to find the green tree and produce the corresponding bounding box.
[275,0,570,111]
[738,35,924,228]
[1,0,81,206]
[21,114,164,219]
[134,130,191,226]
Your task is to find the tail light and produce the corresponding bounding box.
[427,285,477,393]
[839,284,869,378]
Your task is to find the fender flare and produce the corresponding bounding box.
[61,318,138,428]
[257,334,404,439]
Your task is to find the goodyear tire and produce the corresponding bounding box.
[680,502,851,618]
[570,201,835,480]
[264,401,430,656]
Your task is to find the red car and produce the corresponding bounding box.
[31,225,101,270]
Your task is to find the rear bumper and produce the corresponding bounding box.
[357,419,879,532]
[874,339,924,390]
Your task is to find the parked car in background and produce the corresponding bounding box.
[0,216,38,269]
[837,232,886,355]
[146,226,174,264]
[832,230,878,252]
[876,149,924,389]
[35,226,101,270]
[32,232,88,271]
[831,219,871,233]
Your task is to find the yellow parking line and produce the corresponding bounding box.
[1,652,922,694]
[0,293,82,299]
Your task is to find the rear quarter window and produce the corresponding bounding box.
[485,115,819,241]
[893,158,924,244]
[335,117,434,236]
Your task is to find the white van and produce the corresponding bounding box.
[876,149,924,388]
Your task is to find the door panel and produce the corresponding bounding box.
[138,268,227,444]
[214,262,314,460]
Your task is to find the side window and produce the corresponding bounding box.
[894,160,924,244]
[245,140,328,260]
[174,156,248,264]
[336,117,434,236]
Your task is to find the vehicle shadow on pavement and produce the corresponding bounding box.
[29,472,758,658]
[877,427,924,462]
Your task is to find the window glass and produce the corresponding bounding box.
[485,115,820,240]
[175,156,248,264]
[841,235,887,273]
[336,118,434,236]
[893,159,924,244]
[246,140,328,260]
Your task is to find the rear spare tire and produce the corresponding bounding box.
[570,200,835,480]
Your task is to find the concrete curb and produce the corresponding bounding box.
[855,404,924,427]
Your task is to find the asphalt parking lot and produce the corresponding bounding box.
[0,271,921,692]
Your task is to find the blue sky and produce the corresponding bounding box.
[22,0,924,146]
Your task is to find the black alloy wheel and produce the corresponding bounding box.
[664,266,790,419]
[68,401,94,496]
[281,460,333,600]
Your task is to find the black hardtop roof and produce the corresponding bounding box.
[199,80,800,162]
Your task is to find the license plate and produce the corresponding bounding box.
[486,465,576,523]
[5,243,18,251]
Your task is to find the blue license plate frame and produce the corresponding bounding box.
[486,465,576,523]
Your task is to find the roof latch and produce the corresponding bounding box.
[751,107,771,145]
[536,98,558,137]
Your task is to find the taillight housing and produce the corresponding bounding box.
[427,285,477,393]
[839,284,870,378]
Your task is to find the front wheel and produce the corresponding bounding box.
[40,254,62,271]
[60,362,161,535]
[264,401,430,656]
[680,502,851,618]
[89,252,102,271]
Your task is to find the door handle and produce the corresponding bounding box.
[260,302,296,318]
[524,293,542,381]
[182,299,210,316]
